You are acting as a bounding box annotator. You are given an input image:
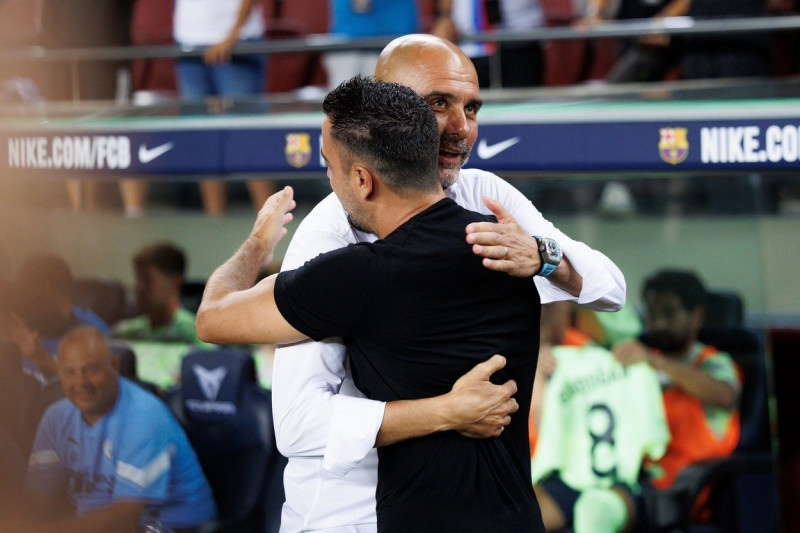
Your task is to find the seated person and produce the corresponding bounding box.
[612,270,741,511]
[21,325,217,533]
[545,269,741,531]
[112,242,204,344]
[4,253,108,385]
[112,242,212,388]
[531,305,669,533]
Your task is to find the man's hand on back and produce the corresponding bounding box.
[445,354,519,438]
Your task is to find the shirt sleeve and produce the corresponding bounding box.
[275,246,370,341]
[465,170,626,311]
[272,199,386,474]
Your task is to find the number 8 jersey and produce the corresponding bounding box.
[531,345,670,490]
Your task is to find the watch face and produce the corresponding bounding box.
[542,238,561,263]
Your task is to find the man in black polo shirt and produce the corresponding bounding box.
[197,76,547,531]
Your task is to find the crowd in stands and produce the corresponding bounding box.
[0,0,791,99]
[0,235,760,531]
[0,243,283,532]
[0,0,795,218]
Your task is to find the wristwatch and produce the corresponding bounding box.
[534,236,562,277]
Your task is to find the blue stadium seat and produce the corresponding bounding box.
[165,348,287,533]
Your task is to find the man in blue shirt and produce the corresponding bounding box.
[22,325,217,533]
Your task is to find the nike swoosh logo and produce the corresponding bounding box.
[476,137,520,159]
[138,142,175,164]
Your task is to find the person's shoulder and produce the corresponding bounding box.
[72,305,109,334]
[38,397,79,434]
[172,307,197,324]
[111,315,149,337]
[451,168,533,214]
[696,342,739,374]
[41,396,76,419]
[454,168,507,191]
[118,378,177,426]
[295,192,352,236]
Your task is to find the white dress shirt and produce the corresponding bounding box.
[272,168,626,532]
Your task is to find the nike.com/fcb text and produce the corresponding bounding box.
[8,136,131,169]
[7,136,176,169]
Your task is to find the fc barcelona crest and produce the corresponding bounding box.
[658,127,689,165]
[285,133,311,168]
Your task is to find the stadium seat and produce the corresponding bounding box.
[110,342,164,398]
[278,0,330,35]
[416,0,439,31]
[129,0,178,98]
[264,0,329,94]
[264,23,327,94]
[180,280,206,315]
[165,348,287,533]
[703,290,744,328]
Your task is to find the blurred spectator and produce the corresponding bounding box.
[323,0,420,90]
[432,0,545,87]
[3,253,109,385]
[112,242,205,345]
[20,325,217,533]
[580,0,688,82]
[681,0,770,79]
[171,0,275,217]
[581,0,769,82]
[608,269,742,528]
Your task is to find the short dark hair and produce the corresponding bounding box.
[16,253,73,298]
[643,269,707,311]
[322,75,440,195]
[133,242,186,278]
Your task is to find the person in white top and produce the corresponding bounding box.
[170,0,274,217]
[271,34,626,532]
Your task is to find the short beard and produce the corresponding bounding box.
[439,137,470,190]
[347,212,374,235]
[640,330,691,355]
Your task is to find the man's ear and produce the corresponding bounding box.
[352,164,375,200]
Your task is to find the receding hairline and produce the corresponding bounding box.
[375,34,473,81]
[57,325,112,360]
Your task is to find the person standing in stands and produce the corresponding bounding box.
[14,325,217,533]
[432,0,546,88]
[606,269,742,529]
[323,0,420,90]
[266,34,625,533]
[579,0,768,82]
[112,242,203,345]
[172,0,274,216]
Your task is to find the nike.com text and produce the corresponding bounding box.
[8,136,131,169]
